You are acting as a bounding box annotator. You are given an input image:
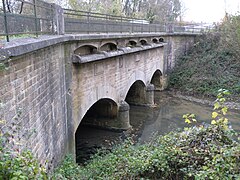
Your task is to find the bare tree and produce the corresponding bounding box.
[4,0,24,14]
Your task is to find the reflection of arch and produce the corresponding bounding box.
[126,40,137,47]
[152,38,158,43]
[100,43,117,52]
[150,69,163,90]
[74,45,97,56]
[125,80,146,105]
[159,37,164,43]
[140,39,148,46]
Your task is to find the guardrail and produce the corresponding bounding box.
[64,9,166,34]
[0,0,208,42]
[0,0,54,42]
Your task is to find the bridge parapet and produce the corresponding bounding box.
[0,0,206,43]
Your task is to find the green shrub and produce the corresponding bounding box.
[52,155,83,180]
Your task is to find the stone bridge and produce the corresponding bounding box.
[0,32,196,169]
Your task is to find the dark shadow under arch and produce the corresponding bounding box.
[140,39,148,46]
[152,38,158,43]
[74,45,98,56]
[159,37,164,43]
[126,40,137,48]
[125,80,146,105]
[100,43,117,52]
[75,98,118,164]
[150,70,163,90]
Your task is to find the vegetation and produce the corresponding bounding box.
[169,14,240,100]
[52,89,240,179]
[0,110,47,179]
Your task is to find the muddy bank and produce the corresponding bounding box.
[169,90,240,111]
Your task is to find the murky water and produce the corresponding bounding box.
[76,91,240,163]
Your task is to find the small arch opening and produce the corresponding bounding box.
[74,45,97,56]
[126,40,137,48]
[75,98,120,164]
[159,38,164,43]
[140,39,148,46]
[125,80,146,105]
[150,70,163,91]
[100,43,117,52]
[152,38,158,43]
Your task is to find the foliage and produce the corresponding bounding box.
[67,0,182,23]
[53,91,240,179]
[169,15,240,99]
[0,63,6,71]
[52,155,83,179]
[0,110,47,179]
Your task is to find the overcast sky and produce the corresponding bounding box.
[182,0,240,23]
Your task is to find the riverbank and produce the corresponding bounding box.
[169,89,240,111]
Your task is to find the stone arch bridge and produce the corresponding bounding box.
[0,33,196,168]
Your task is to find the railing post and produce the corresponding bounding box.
[2,0,9,42]
[51,3,64,35]
[33,0,38,37]
[106,14,108,33]
[131,18,133,33]
[51,4,54,34]
[120,16,122,33]
[87,12,90,34]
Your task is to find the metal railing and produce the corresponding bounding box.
[63,9,166,34]
[0,0,54,42]
[0,0,209,42]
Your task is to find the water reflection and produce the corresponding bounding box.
[76,91,240,163]
[133,91,240,143]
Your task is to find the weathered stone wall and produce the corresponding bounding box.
[0,44,71,170]
[164,35,195,72]
[71,46,165,133]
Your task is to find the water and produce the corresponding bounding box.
[75,91,240,163]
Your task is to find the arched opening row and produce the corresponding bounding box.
[75,69,164,163]
[74,38,165,56]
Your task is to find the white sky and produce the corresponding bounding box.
[182,0,240,23]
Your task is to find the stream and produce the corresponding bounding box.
[75,91,240,164]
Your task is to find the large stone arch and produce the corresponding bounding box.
[150,69,167,91]
[125,80,146,105]
[79,98,118,127]
[74,84,118,132]
[122,70,146,100]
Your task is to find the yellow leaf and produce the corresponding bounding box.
[189,114,195,118]
[182,114,187,118]
[212,112,218,119]
[223,118,228,124]
[192,119,197,122]
[211,120,217,125]
[214,102,220,110]
[185,119,191,124]
[221,107,228,115]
